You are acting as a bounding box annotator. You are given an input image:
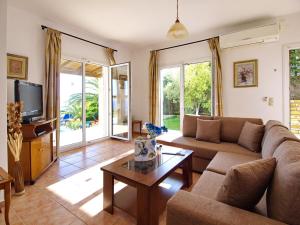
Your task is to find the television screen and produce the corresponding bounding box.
[15,80,43,121]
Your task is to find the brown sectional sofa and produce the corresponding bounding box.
[157,115,300,225]
[157,115,264,172]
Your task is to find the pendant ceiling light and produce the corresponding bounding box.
[167,0,189,39]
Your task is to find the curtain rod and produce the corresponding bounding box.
[41,25,117,52]
[154,36,218,52]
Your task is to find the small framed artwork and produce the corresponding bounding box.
[7,53,28,80]
[234,59,258,88]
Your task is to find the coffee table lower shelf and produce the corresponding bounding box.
[114,172,184,218]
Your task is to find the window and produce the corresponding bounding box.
[289,48,300,138]
[160,61,212,131]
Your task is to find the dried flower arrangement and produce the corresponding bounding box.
[7,102,25,195]
[7,102,23,161]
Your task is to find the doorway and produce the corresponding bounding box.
[59,59,109,150]
[160,61,212,131]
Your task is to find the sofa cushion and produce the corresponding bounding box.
[267,141,300,225]
[238,122,265,152]
[192,170,225,199]
[182,114,213,137]
[196,119,221,143]
[216,158,276,210]
[157,134,260,160]
[206,152,260,175]
[214,116,263,143]
[261,126,298,159]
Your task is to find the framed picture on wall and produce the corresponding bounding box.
[7,53,28,80]
[234,59,258,88]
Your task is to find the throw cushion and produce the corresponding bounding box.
[182,115,213,137]
[196,119,221,143]
[238,121,265,152]
[216,158,276,210]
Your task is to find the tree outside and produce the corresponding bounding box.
[184,62,212,115]
[290,49,300,99]
[61,77,99,130]
[162,62,212,130]
[161,68,180,130]
[289,49,300,138]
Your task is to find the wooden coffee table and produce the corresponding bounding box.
[101,146,193,225]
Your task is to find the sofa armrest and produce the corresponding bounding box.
[167,190,286,225]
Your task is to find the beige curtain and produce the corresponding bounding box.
[149,50,159,124]
[105,48,116,65]
[208,37,223,116]
[45,28,61,148]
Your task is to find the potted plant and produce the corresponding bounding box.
[134,123,168,162]
[7,102,25,195]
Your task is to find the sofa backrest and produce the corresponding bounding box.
[182,114,213,137]
[214,116,263,143]
[261,126,298,159]
[261,120,288,147]
[267,140,300,225]
[264,120,288,131]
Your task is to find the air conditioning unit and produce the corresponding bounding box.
[219,23,280,49]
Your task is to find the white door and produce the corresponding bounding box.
[109,62,131,140]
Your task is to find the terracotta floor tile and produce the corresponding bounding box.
[0,208,24,225]
[6,138,199,225]
[57,164,82,177]
[56,159,72,168]
[62,155,88,164]
[73,159,99,169]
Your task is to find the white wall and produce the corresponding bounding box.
[0,0,7,202]
[6,5,132,103]
[131,12,300,124]
[222,12,300,123]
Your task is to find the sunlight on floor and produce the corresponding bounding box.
[46,149,133,207]
[159,182,172,190]
[80,182,128,217]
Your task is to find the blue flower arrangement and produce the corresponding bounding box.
[145,122,168,139]
[134,123,168,161]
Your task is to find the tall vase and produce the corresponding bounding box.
[13,161,25,195]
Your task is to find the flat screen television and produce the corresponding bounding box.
[15,80,43,123]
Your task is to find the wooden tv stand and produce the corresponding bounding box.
[8,118,57,184]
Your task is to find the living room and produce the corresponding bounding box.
[0,0,300,225]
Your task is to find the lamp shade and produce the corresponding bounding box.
[167,19,189,40]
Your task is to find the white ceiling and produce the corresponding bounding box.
[8,0,300,47]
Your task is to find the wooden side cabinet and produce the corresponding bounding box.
[8,118,57,184]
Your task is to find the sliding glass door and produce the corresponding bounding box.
[60,59,108,149]
[60,60,83,147]
[85,63,108,142]
[184,62,212,115]
[160,67,181,131]
[160,61,212,131]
